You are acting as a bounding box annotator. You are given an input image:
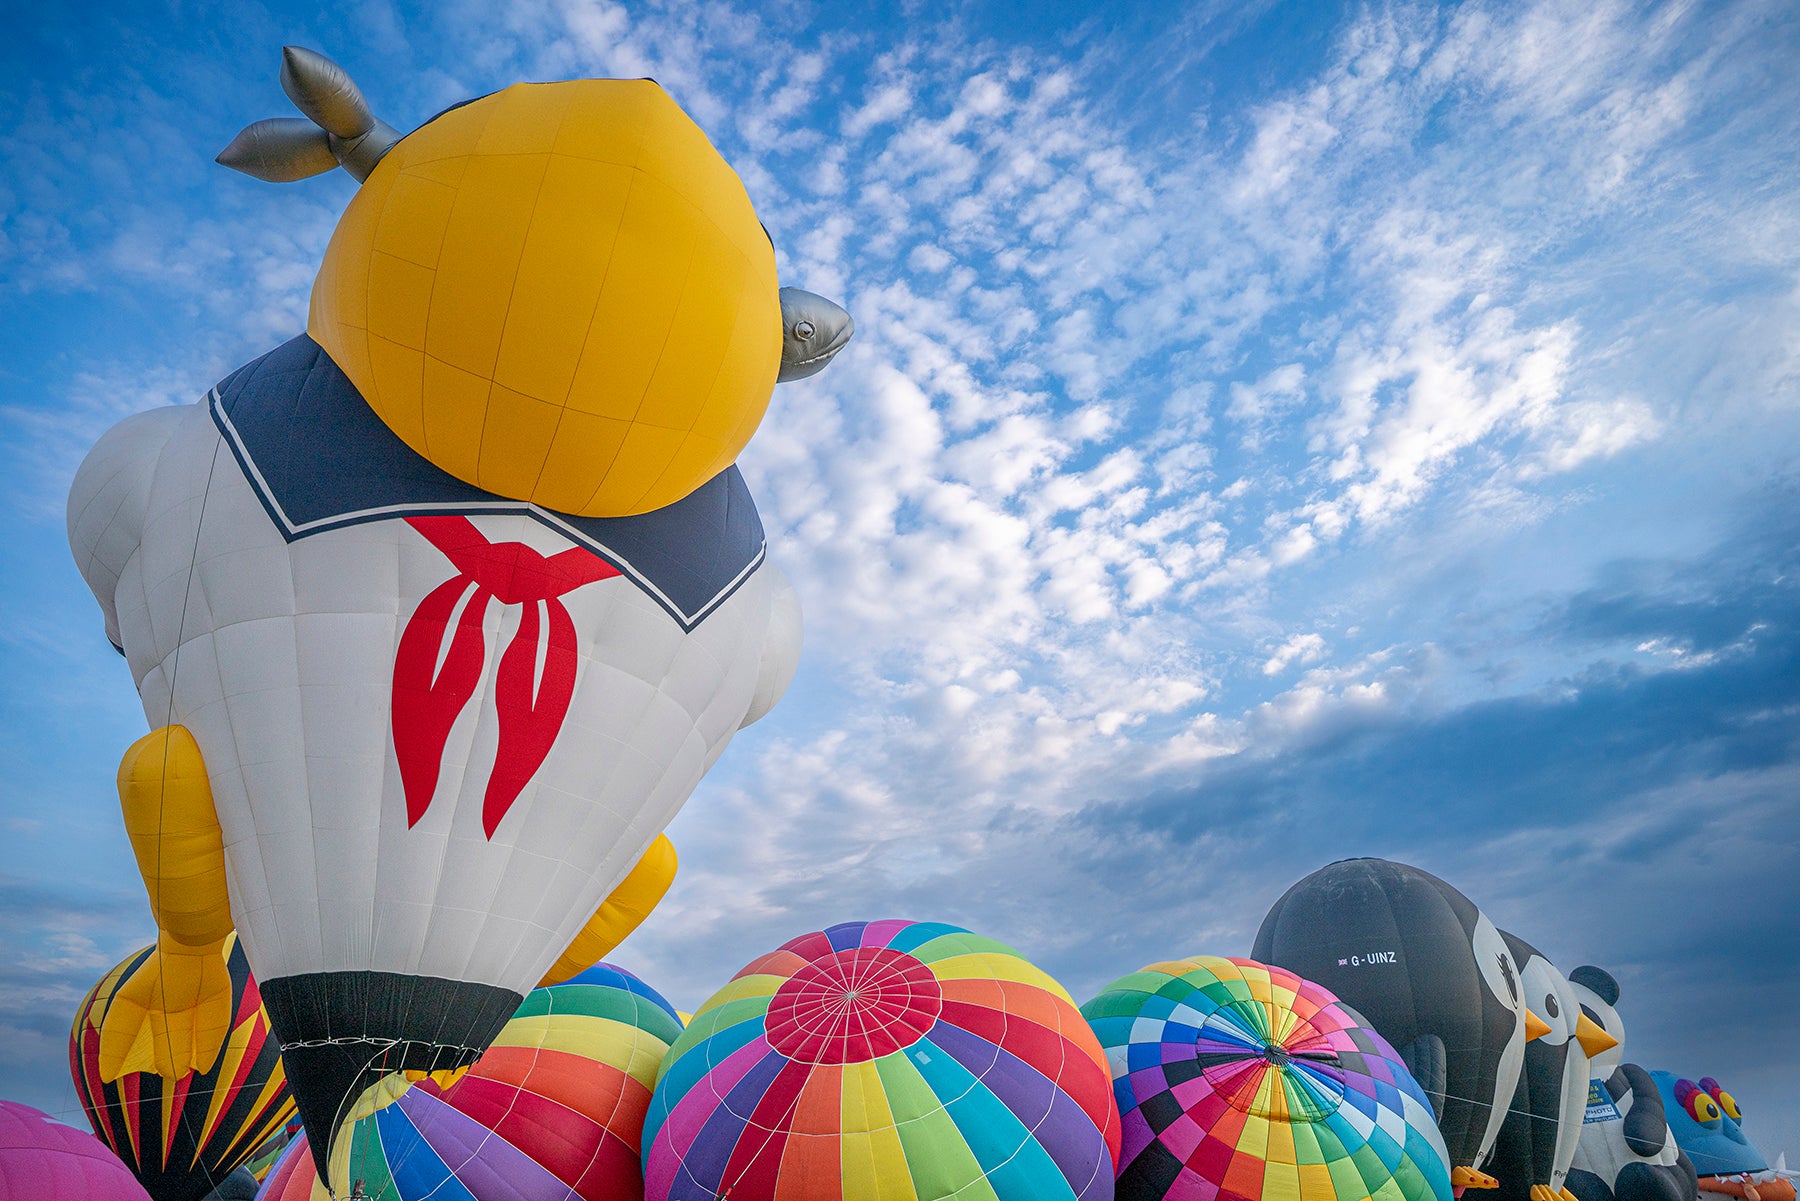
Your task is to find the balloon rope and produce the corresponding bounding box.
[1432,1083,1611,1131]
[153,430,227,1198]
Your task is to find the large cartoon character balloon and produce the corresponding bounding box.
[1489,933,1619,1201]
[1563,967,1696,1201]
[1656,1073,1792,1201]
[67,46,847,1189]
[1253,859,1545,1195]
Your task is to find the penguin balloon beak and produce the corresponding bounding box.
[1526,1009,1552,1041]
[1575,1011,1619,1058]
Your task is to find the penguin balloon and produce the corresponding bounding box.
[1253,859,1544,1195]
[1564,968,1697,1201]
[1489,933,1620,1201]
[67,47,848,1191]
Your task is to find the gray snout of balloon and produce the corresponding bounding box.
[777,288,854,382]
[217,46,400,184]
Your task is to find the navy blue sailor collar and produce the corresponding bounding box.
[208,333,766,631]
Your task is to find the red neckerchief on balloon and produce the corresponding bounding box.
[392,515,621,837]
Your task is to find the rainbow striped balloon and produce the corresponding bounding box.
[643,919,1121,1201]
[259,962,684,1199]
[1081,957,1453,1201]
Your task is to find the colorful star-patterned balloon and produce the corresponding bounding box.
[643,919,1122,1200]
[258,962,684,1199]
[1081,956,1453,1201]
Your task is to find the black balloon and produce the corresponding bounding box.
[1253,858,1531,1182]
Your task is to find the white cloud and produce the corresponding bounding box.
[1263,632,1328,676]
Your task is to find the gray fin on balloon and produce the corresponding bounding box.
[279,45,374,138]
[1398,1033,1448,1118]
[215,118,338,182]
[218,46,400,184]
[777,287,854,382]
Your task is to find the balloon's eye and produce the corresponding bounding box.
[1544,993,1559,1019]
[794,321,815,340]
[1717,1090,1741,1121]
[1686,1092,1721,1124]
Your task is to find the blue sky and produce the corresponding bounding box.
[3,0,1797,1162]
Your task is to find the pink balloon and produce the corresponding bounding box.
[0,1100,151,1200]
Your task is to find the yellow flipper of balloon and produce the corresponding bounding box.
[537,834,677,987]
[309,79,782,517]
[100,726,236,1081]
[1453,1166,1500,1190]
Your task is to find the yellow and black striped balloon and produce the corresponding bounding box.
[70,934,296,1201]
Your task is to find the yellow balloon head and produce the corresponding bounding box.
[308,79,781,517]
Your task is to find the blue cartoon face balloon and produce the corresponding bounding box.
[1654,1071,1767,1177]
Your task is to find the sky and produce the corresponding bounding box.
[2,0,1797,1164]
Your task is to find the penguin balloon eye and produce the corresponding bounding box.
[1544,992,1559,1019]
[794,320,815,340]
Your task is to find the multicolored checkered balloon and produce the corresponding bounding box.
[643,920,1122,1200]
[1081,956,1452,1201]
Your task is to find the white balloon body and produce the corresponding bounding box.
[1517,951,1594,1190]
[69,398,789,993]
[1472,912,1531,1170]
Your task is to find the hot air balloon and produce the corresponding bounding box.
[65,45,841,1190]
[1253,859,1540,1194]
[1656,1074,1792,1201]
[0,1100,152,1200]
[238,1122,301,1184]
[1081,955,1454,1201]
[70,935,294,1201]
[256,961,685,1199]
[1490,934,1619,1201]
[1564,968,1696,1201]
[642,919,1122,1201]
